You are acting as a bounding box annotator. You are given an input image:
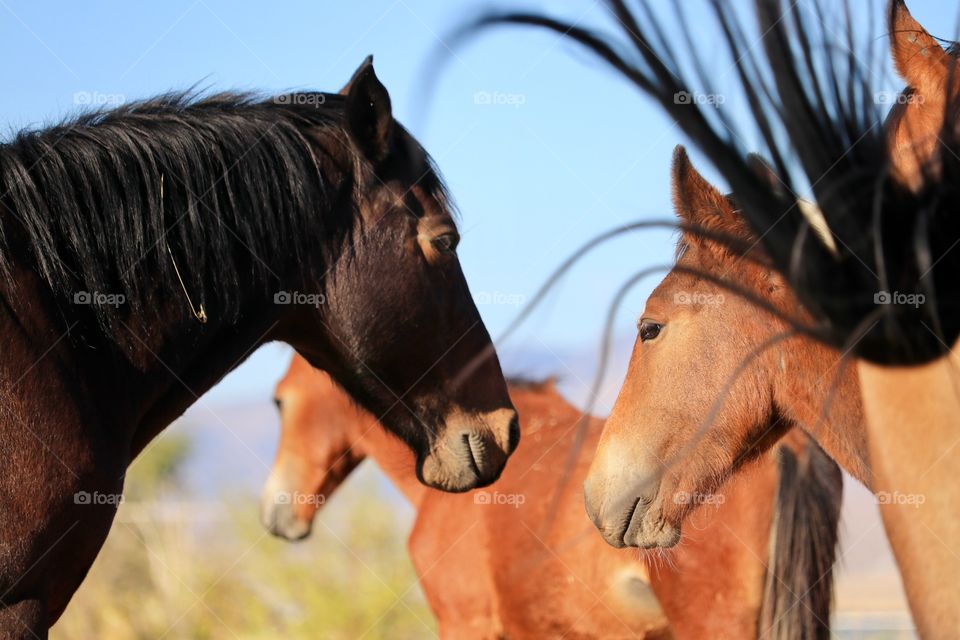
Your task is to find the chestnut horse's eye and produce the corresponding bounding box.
[639,321,663,342]
[431,232,459,255]
[273,397,282,412]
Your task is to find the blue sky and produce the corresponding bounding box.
[0,0,955,407]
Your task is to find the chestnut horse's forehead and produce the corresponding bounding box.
[644,270,692,315]
[645,242,753,318]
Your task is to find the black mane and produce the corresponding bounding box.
[0,90,354,333]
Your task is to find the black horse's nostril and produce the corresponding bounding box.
[463,432,483,477]
[507,416,521,454]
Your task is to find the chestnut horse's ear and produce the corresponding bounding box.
[889,0,952,91]
[343,56,393,164]
[670,145,736,231]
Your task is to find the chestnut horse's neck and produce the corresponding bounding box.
[355,421,429,507]
[857,339,960,635]
[773,333,871,487]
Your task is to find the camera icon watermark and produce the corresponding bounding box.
[475,291,526,307]
[274,291,326,308]
[73,91,125,107]
[474,491,526,508]
[473,90,527,108]
[674,91,726,106]
[274,94,327,107]
[74,490,124,506]
[874,91,925,106]
[874,290,925,309]
[73,291,126,308]
[674,291,725,305]
[673,491,725,506]
[876,491,925,508]
[273,491,326,506]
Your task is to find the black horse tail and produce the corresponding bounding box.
[759,435,843,640]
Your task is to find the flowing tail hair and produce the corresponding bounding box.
[760,436,843,640]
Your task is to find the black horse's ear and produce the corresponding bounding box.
[343,56,393,164]
[340,55,373,95]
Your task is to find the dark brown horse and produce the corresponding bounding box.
[264,356,841,639]
[0,58,517,636]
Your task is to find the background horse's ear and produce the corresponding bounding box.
[670,145,735,229]
[889,0,952,91]
[746,153,785,195]
[747,154,838,255]
[344,57,393,164]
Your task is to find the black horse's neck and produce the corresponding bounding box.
[0,91,362,453]
[124,302,288,456]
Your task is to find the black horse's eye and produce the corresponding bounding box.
[639,321,663,342]
[432,232,459,255]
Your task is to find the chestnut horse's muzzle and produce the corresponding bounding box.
[583,465,681,549]
[260,470,315,541]
[260,496,312,541]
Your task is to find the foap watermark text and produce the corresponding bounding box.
[474,491,525,508]
[875,291,925,309]
[274,291,326,308]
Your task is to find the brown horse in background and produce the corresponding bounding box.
[885,0,960,192]
[0,58,516,635]
[263,356,841,639]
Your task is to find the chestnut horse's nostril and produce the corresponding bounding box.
[507,416,521,454]
[260,492,313,541]
[583,481,604,530]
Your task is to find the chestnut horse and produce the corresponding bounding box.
[0,58,517,636]
[263,356,841,639]
[582,146,867,549]
[477,0,960,635]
